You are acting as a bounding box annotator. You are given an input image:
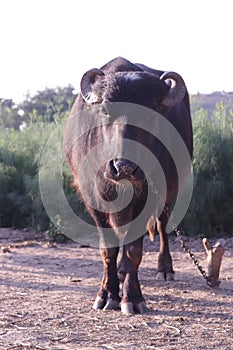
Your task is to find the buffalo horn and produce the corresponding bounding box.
[160,71,186,107]
[80,68,104,103]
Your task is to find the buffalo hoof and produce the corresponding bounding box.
[155,272,175,281]
[93,296,120,311]
[166,272,175,281]
[103,298,120,311]
[121,301,148,315]
[155,272,166,280]
[93,296,106,310]
[134,301,148,314]
[121,302,134,315]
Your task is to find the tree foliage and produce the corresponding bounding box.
[19,86,75,124]
[0,86,76,129]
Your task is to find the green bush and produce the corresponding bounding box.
[182,104,233,236]
[0,120,91,231]
[0,124,53,228]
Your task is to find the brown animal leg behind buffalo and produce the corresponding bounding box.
[155,210,174,281]
[120,236,148,314]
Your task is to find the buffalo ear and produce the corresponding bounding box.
[80,68,104,104]
[160,71,186,107]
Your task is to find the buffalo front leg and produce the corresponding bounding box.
[120,236,148,314]
[93,246,121,311]
[155,209,174,281]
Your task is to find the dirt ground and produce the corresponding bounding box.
[0,228,232,350]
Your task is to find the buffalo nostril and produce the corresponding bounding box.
[109,159,138,179]
[110,160,119,177]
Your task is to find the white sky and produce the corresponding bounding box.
[0,0,232,102]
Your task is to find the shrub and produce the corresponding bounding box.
[182,104,233,236]
[0,121,91,231]
[0,125,52,228]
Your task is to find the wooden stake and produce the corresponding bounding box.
[203,238,225,287]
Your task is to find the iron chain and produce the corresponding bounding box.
[173,226,212,287]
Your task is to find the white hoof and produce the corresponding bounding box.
[155,272,166,280]
[121,302,134,315]
[103,298,120,311]
[93,296,105,310]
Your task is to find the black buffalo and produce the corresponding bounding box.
[63,57,193,314]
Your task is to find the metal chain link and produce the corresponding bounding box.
[173,226,212,287]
